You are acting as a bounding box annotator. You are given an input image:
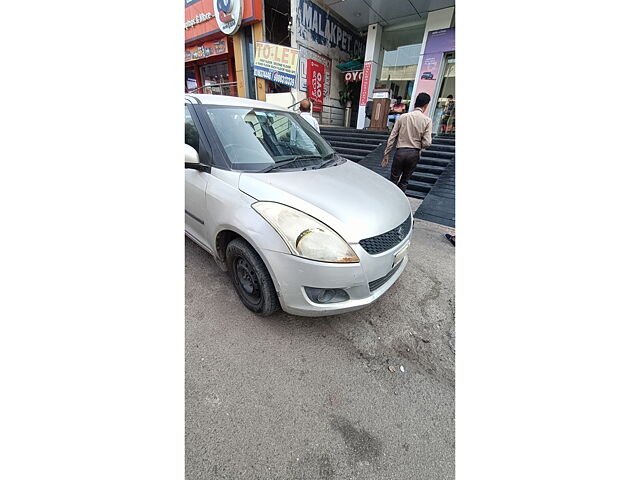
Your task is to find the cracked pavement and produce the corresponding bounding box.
[185,208,455,480]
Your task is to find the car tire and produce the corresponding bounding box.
[226,238,280,316]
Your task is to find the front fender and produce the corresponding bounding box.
[204,177,289,292]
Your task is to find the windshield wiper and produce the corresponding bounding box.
[315,152,339,169]
[259,155,323,172]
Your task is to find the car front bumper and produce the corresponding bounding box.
[261,234,411,317]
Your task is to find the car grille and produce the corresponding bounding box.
[369,263,402,292]
[359,215,412,255]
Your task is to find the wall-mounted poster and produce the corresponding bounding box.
[297,45,331,101]
[414,28,455,104]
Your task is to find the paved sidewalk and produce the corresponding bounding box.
[185,218,455,480]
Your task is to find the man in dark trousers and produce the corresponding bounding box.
[381,92,432,192]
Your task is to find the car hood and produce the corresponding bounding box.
[239,160,411,243]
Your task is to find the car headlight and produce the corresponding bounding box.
[252,202,359,263]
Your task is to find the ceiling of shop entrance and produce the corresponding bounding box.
[321,0,455,30]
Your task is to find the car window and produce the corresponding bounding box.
[185,106,199,152]
[203,106,332,170]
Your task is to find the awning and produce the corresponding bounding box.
[336,59,364,71]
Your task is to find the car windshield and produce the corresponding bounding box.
[202,105,334,171]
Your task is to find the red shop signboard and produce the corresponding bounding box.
[307,59,324,112]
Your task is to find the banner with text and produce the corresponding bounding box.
[307,59,325,112]
[297,45,331,101]
[254,42,299,87]
[359,62,372,106]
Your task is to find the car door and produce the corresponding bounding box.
[185,104,212,250]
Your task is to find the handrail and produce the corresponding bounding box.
[286,99,359,128]
[287,99,348,112]
[288,99,302,110]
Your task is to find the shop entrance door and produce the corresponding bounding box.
[432,52,455,135]
[200,61,234,95]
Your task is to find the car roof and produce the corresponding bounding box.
[185,94,290,112]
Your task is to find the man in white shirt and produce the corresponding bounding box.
[298,98,320,132]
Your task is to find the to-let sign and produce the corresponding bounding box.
[254,42,299,76]
[307,59,324,112]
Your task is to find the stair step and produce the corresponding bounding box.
[333,146,372,156]
[410,171,440,184]
[326,137,388,146]
[321,127,390,137]
[326,142,452,155]
[324,135,387,145]
[428,144,456,152]
[419,157,451,168]
[329,142,378,152]
[338,153,363,162]
[415,164,446,175]
[422,150,454,160]
[323,136,386,146]
[405,188,428,200]
[407,179,433,193]
[321,128,452,142]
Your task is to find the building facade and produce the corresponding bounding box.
[185,0,265,99]
[186,0,455,131]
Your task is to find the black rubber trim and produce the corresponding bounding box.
[368,263,402,292]
[185,210,204,225]
[185,163,211,173]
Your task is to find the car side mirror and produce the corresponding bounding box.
[185,144,199,165]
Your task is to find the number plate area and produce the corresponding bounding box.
[393,242,410,268]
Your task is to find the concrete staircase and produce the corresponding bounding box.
[408,135,455,199]
[320,127,390,163]
[320,127,455,200]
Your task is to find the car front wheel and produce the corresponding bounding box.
[226,238,280,316]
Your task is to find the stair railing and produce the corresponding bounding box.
[287,100,356,128]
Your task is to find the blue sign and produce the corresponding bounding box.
[296,0,364,59]
[254,66,297,88]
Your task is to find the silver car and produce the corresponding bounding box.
[185,94,412,317]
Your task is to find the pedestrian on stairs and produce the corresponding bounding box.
[381,92,433,192]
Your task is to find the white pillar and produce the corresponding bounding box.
[289,0,301,104]
[409,7,455,111]
[356,23,384,129]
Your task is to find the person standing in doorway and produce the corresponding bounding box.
[298,99,320,133]
[440,94,455,134]
[387,96,406,129]
[381,92,432,192]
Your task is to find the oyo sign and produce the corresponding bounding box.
[214,0,243,35]
[345,70,363,82]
